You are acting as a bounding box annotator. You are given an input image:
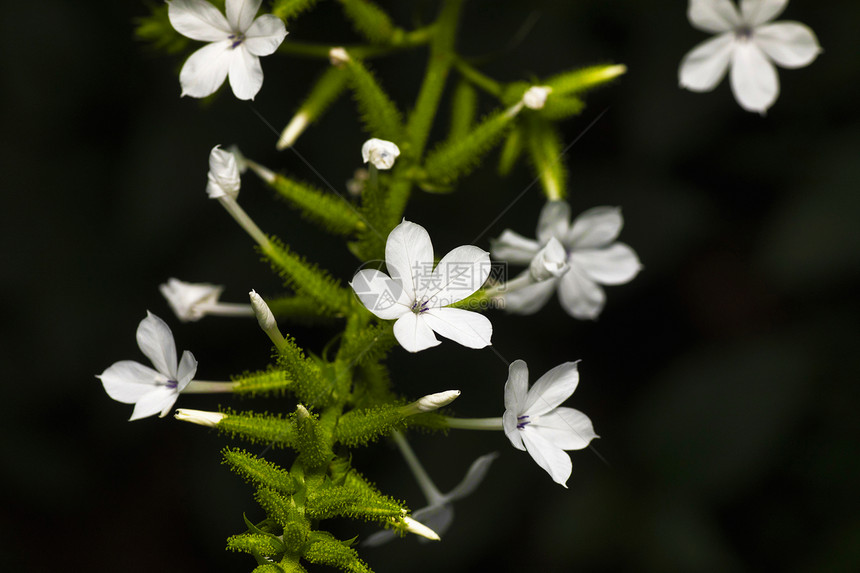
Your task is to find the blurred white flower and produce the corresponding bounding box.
[351,220,492,352]
[503,360,597,487]
[491,201,641,319]
[206,145,242,199]
[361,138,401,170]
[679,0,821,113]
[168,0,287,100]
[522,85,552,110]
[160,278,224,322]
[97,312,197,421]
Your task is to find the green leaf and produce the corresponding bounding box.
[223,448,299,495]
[232,367,293,398]
[498,127,523,176]
[303,534,373,573]
[334,404,408,447]
[545,63,627,96]
[267,173,365,236]
[217,409,298,449]
[525,116,568,201]
[227,532,286,558]
[272,0,322,22]
[342,55,404,141]
[448,80,478,143]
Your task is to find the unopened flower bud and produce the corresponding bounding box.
[249,290,276,331]
[522,86,552,110]
[529,237,569,281]
[412,390,461,413]
[329,47,350,67]
[175,409,226,427]
[401,515,440,541]
[362,138,400,170]
[277,111,310,150]
[206,145,241,199]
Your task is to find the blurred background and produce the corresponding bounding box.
[2,1,858,571]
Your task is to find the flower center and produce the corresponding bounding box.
[735,26,753,41]
[516,415,530,430]
[165,379,178,389]
[411,300,430,314]
[228,33,246,49]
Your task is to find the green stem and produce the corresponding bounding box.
[276,26,434,59]
[216,196,272,251]
[182,380,236,393]
[452,56,502,97]
[444,417,505,430]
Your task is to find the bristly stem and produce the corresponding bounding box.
[452,56,502,97]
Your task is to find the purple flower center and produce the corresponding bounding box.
[411,300,430,314]
[228,33,245,49]
[516,415,530,430]
[165,379,178,389]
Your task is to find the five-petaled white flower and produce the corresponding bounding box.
[491,201,641,319]
[168,0,288,100]
[97,312,197,420]
[503,360,597,487]
[361,138,401,170]
[679,0,821,113]
[363,452,498,546]
[351,220,492,353]
[160,278,225,322]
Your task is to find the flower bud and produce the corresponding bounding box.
[329,47,350,67]
[362,138,400,170]
[206,145,241,199]
[529,237,569,281]
[401,515,440,541]
[414,390,461,413]
[249,290,276,331]
[522,86,552,110]
[175,409,226,427]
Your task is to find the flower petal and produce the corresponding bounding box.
[136,312,179,378]
[503,411,526,451]
[490,230,540,265]
[569,243,642,285]
[754,22,821,69]
[244,14,289,56]
[445,452,499,501]
[740,0,787,26]
[557,265,606,319]
[386,220,434,303]
[536,201,571,245]
[524,361,579,416]
[97,360,166,403]
[533,407,597,450]
[421,307,492,349]
[129,388,179,421]
[160,278,224,322]
[168,0,231,42]
[393,313,440,353]
[226,0,262,32]
[521,428,573,487]
[730,40,779,113]
[678,33,736,92]
[350,269,411,320]
[362,528,398,548]
[501,273,558,315]
[179,41,233,98]
[228,46,263,100]
[423,246,490,307]
[566,206,625,249]
[687,0,741,33]
[504,359,529,413]
[176,351,198,391]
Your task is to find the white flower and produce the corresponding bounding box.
[96,312,197,421]
[361,138,401,170]
[160,278,225,322]
[678,0,821,113]
[529,237,569,282]
[364,452,498,546]
[168,0,288,100]
[175,408,227,427]
[503,360,597,487]
[522,86,552,110]
[491,201,642,319]
[206,145,242,199]
[350,220,492,353]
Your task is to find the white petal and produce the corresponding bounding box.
[501,273,558,315]
[206,145,242,199]
[446,452,499,501]
[243,15,289,56]
[393,313,440,353]
[740,0,787,26]
[97,361,166,403]
[136,312,179,378]
[362,139,401,170]
[179,41,233,98]
[423,246,490,307]
[350,269,411,320]
[168,0,231,42]
[421,307,492,349]
[533,407,597,450]
[730,40,779,113]
[503,411,526,451]
[362,528,398,548]
[129,388,179,421]
[524,362,579,416]
[529,237,569,281]
[160,278,224,322]
[386,220,434,303]
[687,0,741,33]
[557,266,606,319]
[226,0,262,32]
[521,429,573,487]
[566,206,625,249]
[536,201,571,245]
[569,243,642,285]
[504,359,529,412]
[176,351,198,391]
[754,22,821,69]
[678,33,736,92]
[490,230,541,265]
[228,46,263,100]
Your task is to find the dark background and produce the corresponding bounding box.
[2,1,858,571]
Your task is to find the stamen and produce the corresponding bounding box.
[516,415,530,429]
[166,380,178,389]
[411,300,430,314]
[228,33,245,49]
